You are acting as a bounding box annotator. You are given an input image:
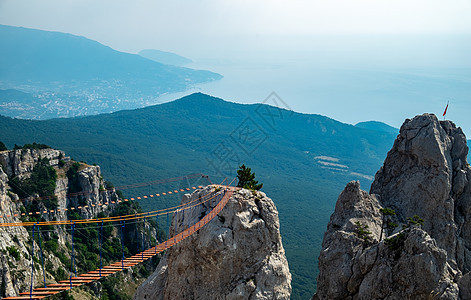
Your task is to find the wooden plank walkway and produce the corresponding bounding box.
[3,188,233,300]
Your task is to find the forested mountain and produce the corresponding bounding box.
[355,120,399,135]
[0,25,221,119]
[0,93,398,299]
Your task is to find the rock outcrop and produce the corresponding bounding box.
[0,148,117,221]
[0,147,119,297]
[314,114,471,299]
[135,186,292,300]
[0,148,64,179]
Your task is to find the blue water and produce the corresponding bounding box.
[156,46,471,136]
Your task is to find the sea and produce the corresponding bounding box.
[155,35,471,136]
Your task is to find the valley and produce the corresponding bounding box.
[0,93,398,299]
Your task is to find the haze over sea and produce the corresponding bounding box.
[2,0,470,136]
[155,35,471,137]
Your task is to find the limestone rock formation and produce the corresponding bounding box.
[0,147,119,297]
[314,114,471,299]
[0,148,65,180]
[135,186,292,300]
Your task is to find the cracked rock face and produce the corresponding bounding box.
[0,148,64,180]
[0,148,119,297]
[314,114,471,299]
[134,187,292,300]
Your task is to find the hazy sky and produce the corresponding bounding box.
[1,0,471,55]
[1,0,470,134]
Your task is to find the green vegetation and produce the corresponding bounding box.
[10,158,165,291]
[58,291,74,300]
[0,93,398,299]
[384,232,406,258]
[6,246,20,260]
[28,200,164,296]
[354,221,372,245]
[387,222,398,230]
[8,158,58,210]
[355,121,399,135]
[236,164,263,190]
[380,207,396,240]
[64,201,163,275]
[384,214,424,258]
[66,161,82,194]
[13,142,51,150]
[0,141,7,151]
[100,274,132,300]
[407,215,424,227]
[380,208,396,216]
[44,239,59,253]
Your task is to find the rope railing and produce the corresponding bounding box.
[0,185,218,228]
[0,184,208,221]
[1,183,236,300]
[5,173,209,204]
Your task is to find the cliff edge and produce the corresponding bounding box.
[0,146,152,299]
[314,114,471,299]
[135,186,292,299]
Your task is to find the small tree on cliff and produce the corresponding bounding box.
[380,207,396,241]
[236,164,263,190]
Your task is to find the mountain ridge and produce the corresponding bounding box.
[0,25,222,119]
[138,49,192,66]
[0,24,219,82]
[0,92,399,299]
[355,120,398,135]
[314,114,471,299]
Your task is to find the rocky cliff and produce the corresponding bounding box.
[313,114,471,299]
[135,186,292,299]
[0,146,139,298]
[0,147,117,220]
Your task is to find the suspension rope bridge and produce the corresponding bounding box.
[1,173,210,219]
[0,178,237,300]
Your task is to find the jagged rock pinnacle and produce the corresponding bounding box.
[314,114,471,299]
[135,187,292,300]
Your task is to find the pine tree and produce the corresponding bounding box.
[236,164,263,190]
[380,207,396,241]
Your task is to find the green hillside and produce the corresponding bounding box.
[355,121,399,135]
[0,25,222,118]
[0,93,397,299]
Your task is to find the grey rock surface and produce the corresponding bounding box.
[135,187,292,300]
[314,114,471,299]
[0,148,118,297]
